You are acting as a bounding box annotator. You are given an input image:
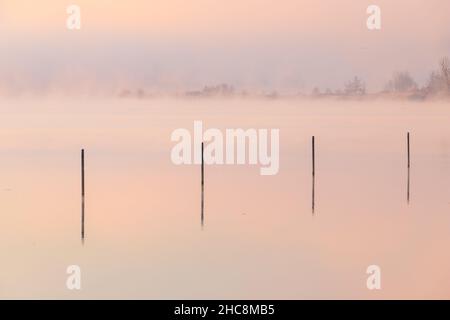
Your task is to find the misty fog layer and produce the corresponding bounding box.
[0,0,449,94]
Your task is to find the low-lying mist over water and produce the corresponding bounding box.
[1,97,449,298]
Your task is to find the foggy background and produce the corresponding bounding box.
[0,0,449,94]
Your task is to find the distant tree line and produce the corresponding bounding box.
[117,56,450,100]
[310,56,450,99]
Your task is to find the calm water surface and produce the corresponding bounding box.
[0,98,449,299]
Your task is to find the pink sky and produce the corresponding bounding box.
[0,0,449,93]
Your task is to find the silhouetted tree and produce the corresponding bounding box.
[311,87,321,96]
[385,72,417,92]
[344,76,365,95]
[426,57,450,95]
[427,71,444,94]
[440,57,450,92]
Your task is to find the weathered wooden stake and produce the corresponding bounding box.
[81,149,85,242]
[201,142,204,228]
[407,132,410,169]
[407,132,410,203]
[312,136,315,214]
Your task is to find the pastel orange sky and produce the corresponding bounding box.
[0,0,449,93]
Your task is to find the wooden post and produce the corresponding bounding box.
[407,132,410,169]
[312,136,315,214]
[81,149,85,242]
[201,142,204,228]
[312,136,315,177]
[407,132,410,203]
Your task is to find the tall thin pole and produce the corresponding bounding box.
[407,132,410,203]
[312,136,315,214]
[407,132,410,169]
[81,149,85,242]
[312,136,315,177]
[201,142,204,228]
